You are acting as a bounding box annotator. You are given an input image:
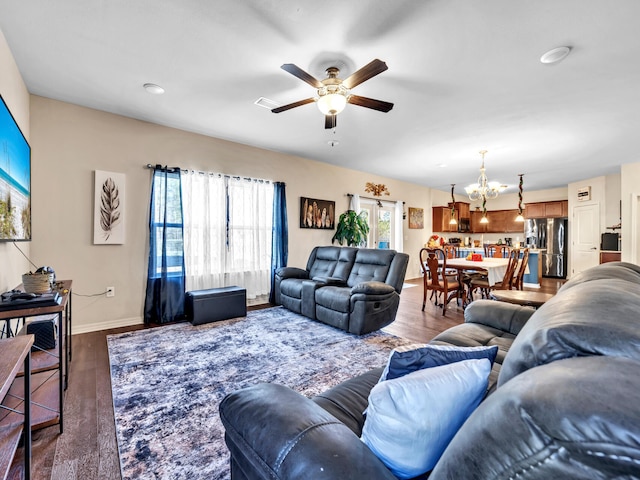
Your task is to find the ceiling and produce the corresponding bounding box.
[2,0,639,195]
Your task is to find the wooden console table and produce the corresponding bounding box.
[0,335,33,480]
[0,280,72,435]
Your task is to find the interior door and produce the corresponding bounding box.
[572,203,600,276]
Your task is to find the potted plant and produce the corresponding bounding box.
[332,210,370,247]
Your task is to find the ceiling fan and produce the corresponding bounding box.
[272,58,394,129]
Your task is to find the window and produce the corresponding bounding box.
[181,172,274,299]
[149,170,184,277]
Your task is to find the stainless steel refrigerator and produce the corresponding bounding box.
[525,218,568,278]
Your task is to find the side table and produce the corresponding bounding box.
[490,290,554,309]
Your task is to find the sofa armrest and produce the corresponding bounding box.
[276,266,309,280]
[464,299,535,336]
[351,281,395,295]
[312,276,348,287]
[220,383,396,480]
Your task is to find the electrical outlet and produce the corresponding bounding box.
[106,286,115,297]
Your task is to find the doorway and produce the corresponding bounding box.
[571,203,600,275]
[360,199,397,249]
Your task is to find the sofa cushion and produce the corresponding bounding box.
[312,367,384,436]
[279,278,304,299]
[379,343,499,382]
[307,246,358,280]
[347,249,395,287]
[499,275,640,386]
[430,356,640,480]
[361,359,492,479]
[314,285,352,312]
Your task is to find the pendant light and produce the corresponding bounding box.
[515,174,525,222]
[480,196,489,224]
[449,184,458,225]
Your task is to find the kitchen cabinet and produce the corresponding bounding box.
[470,209,523,233]
[600,251,621,264]
[470,211,487,233]
[432,206,457,232]
[449,202,470,219]
[432,202,470,232]
[525,201,568,219]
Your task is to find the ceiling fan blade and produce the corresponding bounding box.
[342,59,388,89]
[348,95,394,112]
[281,64,324,88]
[325,114,337,129]
[271,97,315,113]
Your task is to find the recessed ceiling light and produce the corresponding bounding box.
[143,83,165,94]
[540,46,571,64]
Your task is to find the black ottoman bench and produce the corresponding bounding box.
[185,286,246,325]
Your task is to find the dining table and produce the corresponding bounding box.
[443,257,512,287]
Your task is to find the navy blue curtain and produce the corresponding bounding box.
[269,182,288,304]
[144,167,186,324]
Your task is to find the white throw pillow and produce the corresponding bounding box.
[361,358,491,479]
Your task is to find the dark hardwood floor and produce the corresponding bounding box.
[19,277,563,479]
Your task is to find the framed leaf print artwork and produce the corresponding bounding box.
[300,197,335,229]
[408,207,424,229]
[94,170,125,244]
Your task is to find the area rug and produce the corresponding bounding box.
[107,306,411,480]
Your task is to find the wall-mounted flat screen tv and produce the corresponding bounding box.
[0,94,31,241]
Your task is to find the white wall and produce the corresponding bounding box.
[0,29,31,291]
[29,96,435,333]
[621,163,640,262]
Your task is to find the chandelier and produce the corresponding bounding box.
[465,150,506,202]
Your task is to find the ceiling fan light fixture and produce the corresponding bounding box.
[317,93,348,115]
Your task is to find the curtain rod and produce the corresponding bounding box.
[144,164,276,183]
[345,193,405,204]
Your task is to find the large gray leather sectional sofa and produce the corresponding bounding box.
[221,262,640,479]
[274,246,409,335]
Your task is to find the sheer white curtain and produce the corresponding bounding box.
[181,172,274,300]
[349,194,361,212]
[181,172,226,291]
[395,200,404,252]
[225,177,273,299]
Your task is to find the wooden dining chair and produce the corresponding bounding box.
[469,248,520,299]
[420,247,465,315]
[484,244,511,258]
[513,248,530,290]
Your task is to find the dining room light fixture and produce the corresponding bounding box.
[465,150,506,202]
[449,184,457,225]
[515,174,525,222]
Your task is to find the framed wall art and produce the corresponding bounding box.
[300,197,335,229]
[94,170,125,244]
[408,207,424,229]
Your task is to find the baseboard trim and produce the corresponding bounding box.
[72,316,143,335]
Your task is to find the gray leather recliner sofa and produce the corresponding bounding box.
[221,262,640,479]
[274,246,409,335]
